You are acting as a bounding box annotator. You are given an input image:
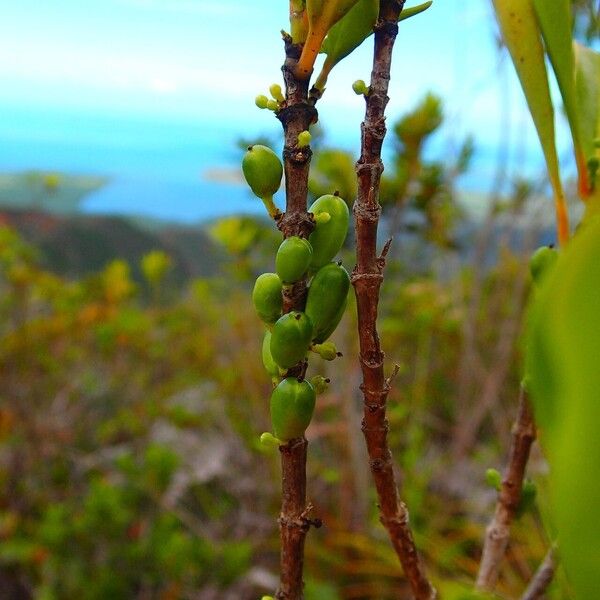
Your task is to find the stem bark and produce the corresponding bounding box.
[274,33,318,600]
[352,2,436,598]
[476,389,537,592]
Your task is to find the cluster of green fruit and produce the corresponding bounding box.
[242,143,350,445]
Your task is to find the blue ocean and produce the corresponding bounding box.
[0,103,506,224]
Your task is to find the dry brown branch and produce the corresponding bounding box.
[351,2,436,598]
[521,546,557,600]
[273,33,320,600]
[476,388,537,592]
[452,260,529,458]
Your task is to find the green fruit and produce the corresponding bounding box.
[252,273,282,324]
[275,237,313,284]
[242,145,283,199]
[270,377,316,441]
[262,331,280,379]
[270,311,313,369]
[308,194,350,269]
[305,262,350,342]
[529,245,558,285]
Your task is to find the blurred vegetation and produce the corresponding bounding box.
[0,93,569,599]
[572,0,600,42]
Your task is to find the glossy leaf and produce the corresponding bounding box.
[527,216,600,597]
[574,43,600,214]
[398,0,433,22]
[532,0,590,196]
[492,0,569,244]
[315,1,433,90]
[315,0,378,90]
[295,0,361,79]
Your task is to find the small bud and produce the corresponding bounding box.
[310,375,330,395]
[517,480,537,517]
[352,79,368,96]
[485,468,502,491]
[269,83,285,103]
[297,130,311,148]
[255,94,269,109]
[260,432,283,449]
[311,341,338,361]
[266,99,279,112]
[313,211,331,225]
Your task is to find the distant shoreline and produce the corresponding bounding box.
[0,171,109,214]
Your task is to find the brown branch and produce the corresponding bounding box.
[273,33,319,600]
[352,2,436,598]
[521,546,557,600]
[476,388,537,592]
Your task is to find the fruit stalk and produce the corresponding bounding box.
[476,388,537,592]
[273,33,319,600]
[352,1,436,598]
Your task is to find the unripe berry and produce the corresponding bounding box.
[252,273,283,324]
[270,311,313,369]
[308,194,350,270]
[275,236,313,284]
[270,378,316,441]
[242,145,283,200]
[305,262,349,343]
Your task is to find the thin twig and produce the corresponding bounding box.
[476,388,537,592]
[352,2,436,598]
[273,33,319,600]
[521,546,557,600]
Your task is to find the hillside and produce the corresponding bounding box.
[0,208,227,285]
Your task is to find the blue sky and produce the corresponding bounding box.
[0,3,505,125]
[0,0,569,171]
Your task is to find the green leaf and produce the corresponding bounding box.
[315,1,433,91]
[296,0,362,79]
[532,0,591,198]
[399,0,433,22]
[315,0,378,90]
[574,43,600,212]
[527,215,600,597]
[492,0,569,244]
